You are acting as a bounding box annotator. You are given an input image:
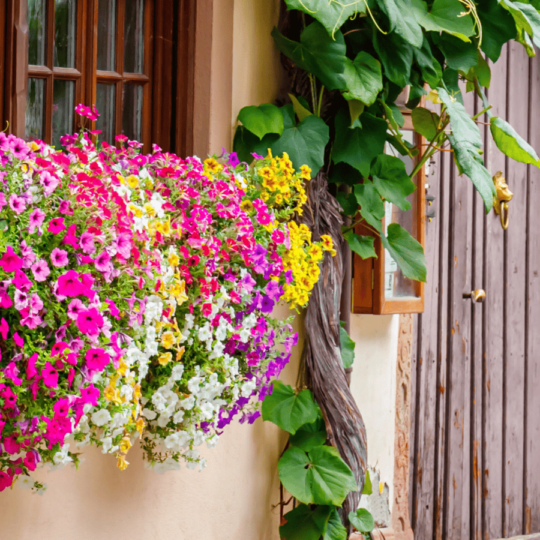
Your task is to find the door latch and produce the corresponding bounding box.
[493,171,512,230]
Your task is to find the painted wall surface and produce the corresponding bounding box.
[0,1,401,538]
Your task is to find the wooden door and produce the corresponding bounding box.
[409,45,540,540]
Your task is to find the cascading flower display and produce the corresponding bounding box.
[0,106,334,493]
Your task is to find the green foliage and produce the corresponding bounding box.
[382,224,427,282]
[261,381,319,435]
[290,417,327,451]
[279,445,357,506]
[411,0,475,41]
[339,322,356,369]
[324,507,348,540]
[411,107,440,140]
[490,117,540,167]
[362,470,373,495]
[348,508,375,534]
[370,154,416,211]
[238,104,284,139]
[343,232,377,260]
[280,504,333,540]
[342,52,383,106]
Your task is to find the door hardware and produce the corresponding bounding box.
[492,171,512,230]
[463,289,486,302]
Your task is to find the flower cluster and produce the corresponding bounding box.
[0,107,332,493]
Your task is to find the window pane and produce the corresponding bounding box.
[25,78,46,141]
[97,0,116,71]
[124,0,144,73]
[28,0,47,66]
[52,79,75,147]
[96,83,116,145]
[122,84,142,141]
[54,0,77,68]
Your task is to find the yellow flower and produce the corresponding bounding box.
[104,386,116,401]
[126,175,139,188]
[158,352,172,366]
[117,360,128,376]
[241,200,254,213]
[133,384,142,400]
[320,235,334,252]
[119,437,132,454]
[258,167,275,181]
[261,191,270,202]
[176,346,186,361]
[128,204,143,218]
[144,204,156,217]
[275,193,283,205]
[136,418,145,434]
[117,455,129,471]
[308,244,323,261]
[204,158,223,174]
[300,165,312,180]
[168,253,180,267]
[161,331,176,349]
[169,280,188,304]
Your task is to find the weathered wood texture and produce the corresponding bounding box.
[409,50,540,539]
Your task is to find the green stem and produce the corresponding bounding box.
[409,116,450,179]
[309,74,317,116]
[472,104,492,120]
[316,85,325,117]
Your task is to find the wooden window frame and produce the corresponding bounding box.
[353,114,426,315]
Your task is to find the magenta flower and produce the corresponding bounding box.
[53,398,70,417]
[42,362,58,389]
[79,232,95,254]
[0,192,6,210]
[13,332,24,347]
[9,137,29,160]
[4,362,22,386]
[76,307,104,336]
[62,224,78,248]
[0,386,17,408]
[20,314,42,329]
[58,200,73,215]
[105,299,120,319]
[85,348,110,371]
[51,247,69,267]
[80,384,100,406]
[31,259,51,282]
[20,240,36,268]
[26,353,38,379]
[13,269,32,291]
[48,217,66,234]
[14,290,29,310]
[9,193,26,214]
[28,208,46,233]
[0,246,23,273]
[0,471,13,492]
[24,451,38,472]
[67,299,85,320]
[30,293,43,313]
[0,318,9,339]
[115,233,131,258]
[40,171,59,196]
[94,251,111,272]
[57,270,84,297]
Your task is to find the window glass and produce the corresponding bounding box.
[52,79,75,147]
[54,0,77,68]
[28,0,47,66]
[97,0,117,71]
[26,78,46,140]
[124,0,145,73]
[96,83,116,144]
[122,83,143,141]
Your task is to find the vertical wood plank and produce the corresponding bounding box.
[525,52,540,534]
[483,48,507,540]
[502,41,528,537]
[0,0,6,132]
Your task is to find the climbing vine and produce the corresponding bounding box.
[246,0,540,538]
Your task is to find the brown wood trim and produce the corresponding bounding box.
[141,0,153,150]
[84,0,98,133]
[0,0,6,132]
[122,72,150,83]
[114,0,125,139]
[96,70,123,82]
[28,65,53,76]
[52,67,82,79]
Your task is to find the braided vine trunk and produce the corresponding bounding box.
[301,172,368,532]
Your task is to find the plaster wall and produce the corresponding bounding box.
[0,1,401,538]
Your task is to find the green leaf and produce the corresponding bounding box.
[501,1,540,51]
[337,191,359,216]
[344,232,377,260]
[348,509,375,533]
[373,29,413,88]
[381,223,427,282]
[410,0,475,41]
[290,417,327,452]
[490,116,540,168]
[324,508,348,540]
[436,33,479,73]
[238,104,284,140]
[339,324,356,369]
[348,99,365,127]
[342,52,383,106]
[281,104,296,129]
[438,87,482,149]
[363,470,373,495]
[478,0,517,62]
[333,109,388,176]
[289,93,312,122]
[354,181,385,231]
[271,115,330,175]
[233,126,279,163]
[442,68,463,104]
[272,22,348,90]
[262,381,320,434]
[279,446,358,506]
[284,0,366,38]
[413,37,443,88]
[378,0,424,48]
[280,504,333,540]
[370,154,416,211]
[329,162,363,187]
[411,107,440,140]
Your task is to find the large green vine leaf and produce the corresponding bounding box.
[438,87,482,148]
[413,37,443,88]
[378,0,424,48]
[411,107,440,141]
[280,504,333,540]
[477,0,517,62]
[279,446,358,506]
[372,29,413,88]
[353,181,385,231]
[500,1,540,54]
[490,116,540,167]
[343,232,377,260]
[333,109,387,177]
[410,0,475,41]
[436,33,479,73]
[349,508,375,534]
[289,417,327,452]
[342,52,383,106]
[238,104,284,139]
[271,22,348,90]
[339,323,356,369]
[381,223,427,282]
[284,0,366,38]
[262,381,320,434]
[270,115,329,175]
[370,154,416,211]
[324,508,348,540]
[232,127,279,163]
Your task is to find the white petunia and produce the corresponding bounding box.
[142,408,157,420]
[170,363,185,381]
[91,409,112,427]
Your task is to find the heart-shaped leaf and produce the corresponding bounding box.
[343,232,376,260]
[411,0,475,41]
[411,107,440,141]
[342,52,383,106]
[238,104,284,140]
[262,380,319,434]
[289,417,327,452]
[378,0,424,48]
[280,504,333,540]
[478,0,516,61]
[324,507,348,540]
[270,115,329,175]
[349,508,375,533]
[353,182,385,231]
[279,445,358,506]
[490,116,540,168]
[371,154,416,211]
[232,127,279,164]
[381,223,426,282]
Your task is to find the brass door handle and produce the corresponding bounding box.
[463,289,486,302]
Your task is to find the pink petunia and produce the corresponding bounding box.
[51,247,69,267]
[40,171,59,196]
[94,251,111,272]
[0,192,6,210]
[76,307,104,336]
[0,471,13,492]
[58,200,73,215]
[53,398,70,417]
[57,270,85,297]
[115,233,131,258]
[12,269,32,291]
[79,232,95,254]
[0,318,8,339]
[13,332,24,347]
[67,298,85,320]
[9,193,26,214]
[4,362,22,386]
[30,293,43,313]
[26,353,38,379]
[24,451,38,472]
[80,383,100,406]
[28,208,45,234]
[14,290,29,310]
[0,246,23,273]
[42,362,58,389]
[9,137,29,160]
[85,348,110,371]
[48,217,66,234]
[62,224,78,248]
[20,240,36,268]
[31,259,50,282]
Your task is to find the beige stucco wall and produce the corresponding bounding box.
[0,1,401,538]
